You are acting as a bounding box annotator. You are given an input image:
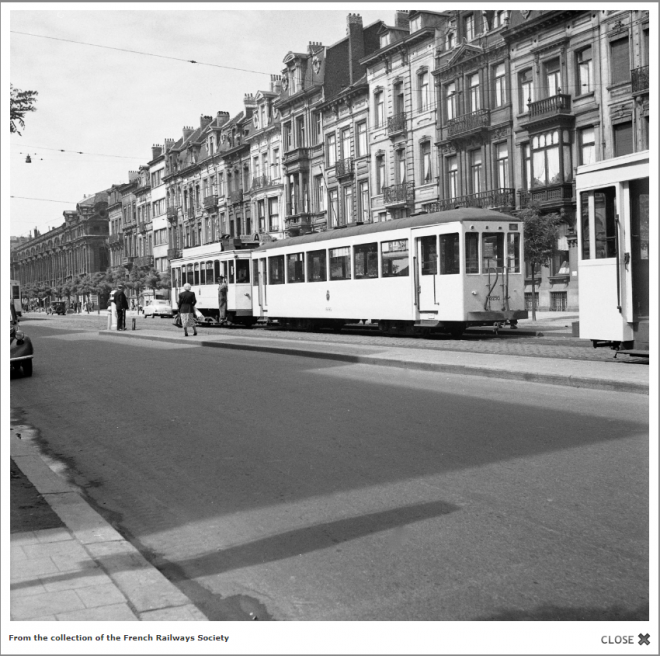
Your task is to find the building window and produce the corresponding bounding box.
[376,155,386,194]
[468,73,480,112]
[296,116,305,147]
[544,58,561,97]
[577,46,593,94]
[469,149,482,193]
[342,185,353,224]
[327,133,337,167]
[613,121,633,157]
[283,122,292,151]
[374,91,384,127]
[447,32,455,49]
[496,142,509,188]
[610,37,630,85]
[272,149,280,179]
[447,155,458,199]
[421,141,432,184]
[314,175,324,212]
[579,126,596,165]
[445,82,457,120]
[550,291,567,311]
[396,149,406,184]
[341,127,351,160]
[519,69,533,113]
[314,113,322,143]
[394,81,405,115]
[531,130,564,187]
[494,63,506,107]
[268,197,279,231]
[356,121,367,157]
[464,14,475,41]
[257,200,266,232]
[329,188,339,227]
[359,180,369,223]
[418,70,430,111]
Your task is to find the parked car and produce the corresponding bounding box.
[51,301,67,315]
[143,300,174,318]
[10,305,33,377]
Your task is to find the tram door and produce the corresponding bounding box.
[630,178,649,320]
[415,235,438,312]
[256,257,267,317]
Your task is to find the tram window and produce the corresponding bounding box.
[206,261,214,284]
[236,260,250,283]
[200,263,206,286]
[187,264,194,285]
[507,233,520,272]
[594,187,616,259]
[268,255,285,284]
[482,233,504,270]
[307,249,327,282]
[228,261,235,283]
[440,233,460,275]
[253,259,259,282]
[381,239,409,277]
[194,264,200,286]
[420,236,437,275]
[173,268,181,287]
[287,253,305,283]
[214,260,220,281]
[465,233,479,273]
[580,193,590,259]
[354,243,378,279]
[330,247,351,280]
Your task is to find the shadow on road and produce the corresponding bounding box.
[479,601,649,621]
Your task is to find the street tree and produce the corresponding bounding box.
[10,84,39,135]
[520,203,562,321]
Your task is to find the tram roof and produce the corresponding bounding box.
[254,208,516,252]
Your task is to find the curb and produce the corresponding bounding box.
[99,331,649,396]
[10,431,208,621]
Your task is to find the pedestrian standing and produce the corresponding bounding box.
[178,283,198,337]
[217,276,228,325]
[114,285,129,331]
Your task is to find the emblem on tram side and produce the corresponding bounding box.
[326,290,330,301]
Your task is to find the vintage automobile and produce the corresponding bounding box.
[51,301,67,315]
[143,299,174,318]
[10,305,33,377]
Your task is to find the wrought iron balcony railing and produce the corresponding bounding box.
[447,109,490,138]
[134,255,154,268]
[335,157,353,179]
[518,182,574,208]
[527,93,572,119]
[108,233,123,245]
[203,194,218,209]
[387,112,407,137]
[632,65,649,94]
[382,182,414,206]
[427,188,516,213]
[251,174,270,190]
[167,248,182,260]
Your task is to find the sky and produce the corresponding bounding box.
[6,3,397,239]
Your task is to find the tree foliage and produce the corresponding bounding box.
[10,84,39,135]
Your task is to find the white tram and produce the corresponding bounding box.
[170,242,256,326]
[575,151,650,351]
[251,208,527,337]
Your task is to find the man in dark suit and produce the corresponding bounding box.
[114,285,129,331]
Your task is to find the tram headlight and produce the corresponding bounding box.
[471,291,478,296]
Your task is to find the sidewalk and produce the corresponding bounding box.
[101,325,649,395]
[10,426,208,622]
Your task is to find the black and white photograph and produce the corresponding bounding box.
[4,3,656,654]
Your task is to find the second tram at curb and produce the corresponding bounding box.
[171,208,528,337]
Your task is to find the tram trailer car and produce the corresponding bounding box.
[171,245,256,326]
[251,208,528,337]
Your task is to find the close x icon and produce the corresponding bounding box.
[638,633,650,646]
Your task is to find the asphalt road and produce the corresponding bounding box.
[10,323,649,621]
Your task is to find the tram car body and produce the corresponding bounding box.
[250,208,527,336]
[575,151,649,351]
[170,243,256,326]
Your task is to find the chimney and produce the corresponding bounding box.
[151,144,163,159]
[347,13,365,85]
[215,111,230,128]
[395,10,410,30]
[270,74,282,94]
[182,125,194,141]
[200,114,212,129]
[163,138,175,153]
[244,94,257,111]
[128,170,139,182]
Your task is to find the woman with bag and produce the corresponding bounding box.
[177,283,198,337]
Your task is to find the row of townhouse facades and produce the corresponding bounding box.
[11,9,650,313]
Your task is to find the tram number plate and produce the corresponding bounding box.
[488,295,500,301]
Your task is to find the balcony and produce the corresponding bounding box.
[335,157,353,179]
[427,188,516,213]
[522,94,574,132]
[286,197,311,218]
[632,66,649,95]
[203,194,218,210]
[387,112,407,137]
[134,255,154,268]
[229,189,244,205]
[447,109,490,140]
[167,248,182,260]
[518,182,574,209]
[283,147,311,169]
[167,205,179,221]
[251,174,270,191]
[382,182,414,207]
[108,233,123,245]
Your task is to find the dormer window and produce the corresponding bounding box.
[410,16,421,33]
[380,32,390,48]
[447,32,455,49]
[464,14,475,41]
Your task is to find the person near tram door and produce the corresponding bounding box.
[178,283,198,337]
[114,285,129,331]
[217,276,228,325]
